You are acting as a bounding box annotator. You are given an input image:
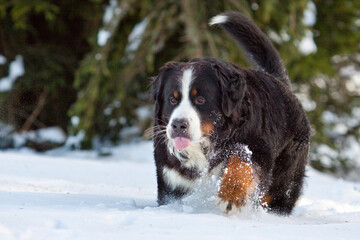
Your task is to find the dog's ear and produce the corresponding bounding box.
[151,73,163,124]
[152,62,183,100]
[213,64,247,118]
[222,77,247,118]
[151,73,162,102]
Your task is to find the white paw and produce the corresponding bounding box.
[217,199,242,215]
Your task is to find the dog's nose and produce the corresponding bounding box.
[171,118,189,133]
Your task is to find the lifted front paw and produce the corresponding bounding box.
[217,156,256,215]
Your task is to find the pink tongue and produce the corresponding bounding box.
[173,137,191,149]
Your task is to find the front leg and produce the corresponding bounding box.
[157,166,193,205]
[217,156,257,214]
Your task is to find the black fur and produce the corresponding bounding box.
[216,12,290,86]
[152,12,310,215]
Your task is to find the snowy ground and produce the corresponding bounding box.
[0,141,359,240]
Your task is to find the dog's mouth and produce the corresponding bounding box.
[167,134,213,164]
[168,127,192,150]
[173,137,191,149]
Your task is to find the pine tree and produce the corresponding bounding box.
[0,0,105,132]
[296,0,360,177]
[1,0,360,177]
[70,0,309,148]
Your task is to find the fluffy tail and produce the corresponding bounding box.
[209,11,290,86]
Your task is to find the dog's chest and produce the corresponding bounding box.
[162,153,225,192]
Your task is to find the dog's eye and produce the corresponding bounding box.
[195,96,206,105]
[169,97,178,105]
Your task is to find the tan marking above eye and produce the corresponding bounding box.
[191,88,198,96]
[173,91,179,99]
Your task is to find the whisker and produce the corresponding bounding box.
[145,125,166,132]
[154,134,168,149]
[144,124,168,139]
[145,130,167,140]
[154,118,168,125]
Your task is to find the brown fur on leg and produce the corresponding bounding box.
[218,156,256,214]
[260,194,273,209]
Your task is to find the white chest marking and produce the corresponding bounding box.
[162,161,226,192]
[162,167,196,190]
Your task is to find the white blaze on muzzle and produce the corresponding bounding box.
[166,68,202,148]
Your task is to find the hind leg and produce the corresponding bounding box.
[267,141,309,215]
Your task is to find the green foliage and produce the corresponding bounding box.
[1,0,360,176]
[0,0,59,29]
[70,0,310,148]
[0,0,106,130]
[291,0,360,176]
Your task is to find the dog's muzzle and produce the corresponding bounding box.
[170,118,191,149]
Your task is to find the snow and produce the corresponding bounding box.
[102,0,120,24]
[36,127,67,144]
[70,116,80,127]
[340,65,360,93]
[267,29,283,44]
[267,29,290,45]
[126,19,149,52]
[136,106,153,121]
[97,29,111,46]
[251,3,259,11]
[0,54,6,65]
[295,92,316,111]
[2,127,67,149]
[268,1,317,55]
[303,1,317,27]
[298,30,317,55]
[343,137,360,169]
[297,2,318,55]
[0,55,25,92]
[97,0,122,47]
[0,141,359,240]
[316,144,338,168]
[321,109,360,176]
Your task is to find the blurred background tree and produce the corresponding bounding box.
[0,0,105,132]
[0,0,359,179]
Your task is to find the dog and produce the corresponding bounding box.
[151,11,310,215]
